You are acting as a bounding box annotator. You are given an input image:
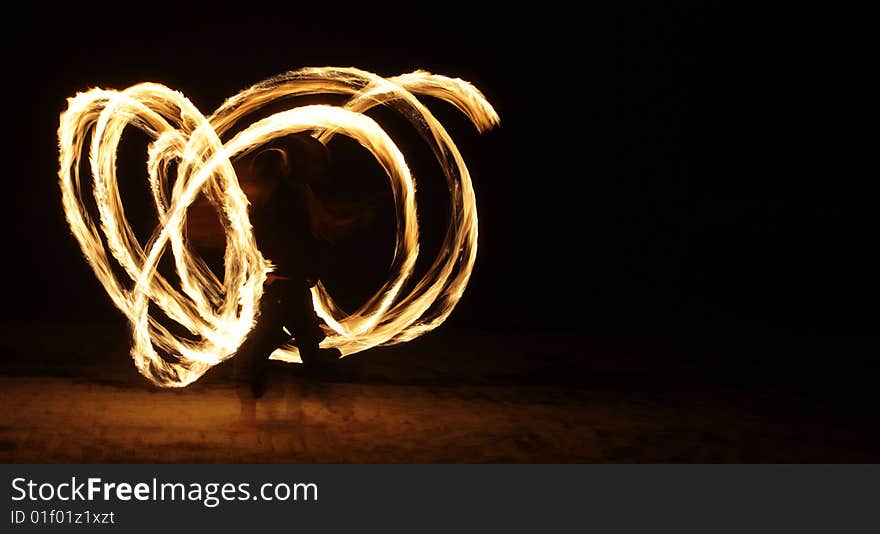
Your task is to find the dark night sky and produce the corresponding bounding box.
[1,3,876,339]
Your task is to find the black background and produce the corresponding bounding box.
[1,2,876,342]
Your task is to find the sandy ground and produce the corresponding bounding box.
[1,322,878,462]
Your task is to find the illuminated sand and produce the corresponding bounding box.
[59,68,498,387]
[1,326,877,463]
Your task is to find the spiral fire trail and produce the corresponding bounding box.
[57,67,499,387]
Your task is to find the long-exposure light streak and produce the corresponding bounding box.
[58,67,498,387]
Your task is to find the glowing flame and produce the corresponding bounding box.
[57,67,498,387]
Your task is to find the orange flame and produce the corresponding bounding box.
[58,67,498,387]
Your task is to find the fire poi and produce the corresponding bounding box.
[57,67,499,387]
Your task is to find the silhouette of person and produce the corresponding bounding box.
[229,133,346,428]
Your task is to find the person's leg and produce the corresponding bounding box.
[232,322,278,400]
[230,283,291,428]
[281,280,339,373]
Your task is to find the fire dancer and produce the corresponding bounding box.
[229,133,360,426]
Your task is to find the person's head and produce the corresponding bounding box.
[251,133,330,189]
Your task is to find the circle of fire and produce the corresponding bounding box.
[58,67,499,387]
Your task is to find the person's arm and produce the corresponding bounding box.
[301,185,381,243]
